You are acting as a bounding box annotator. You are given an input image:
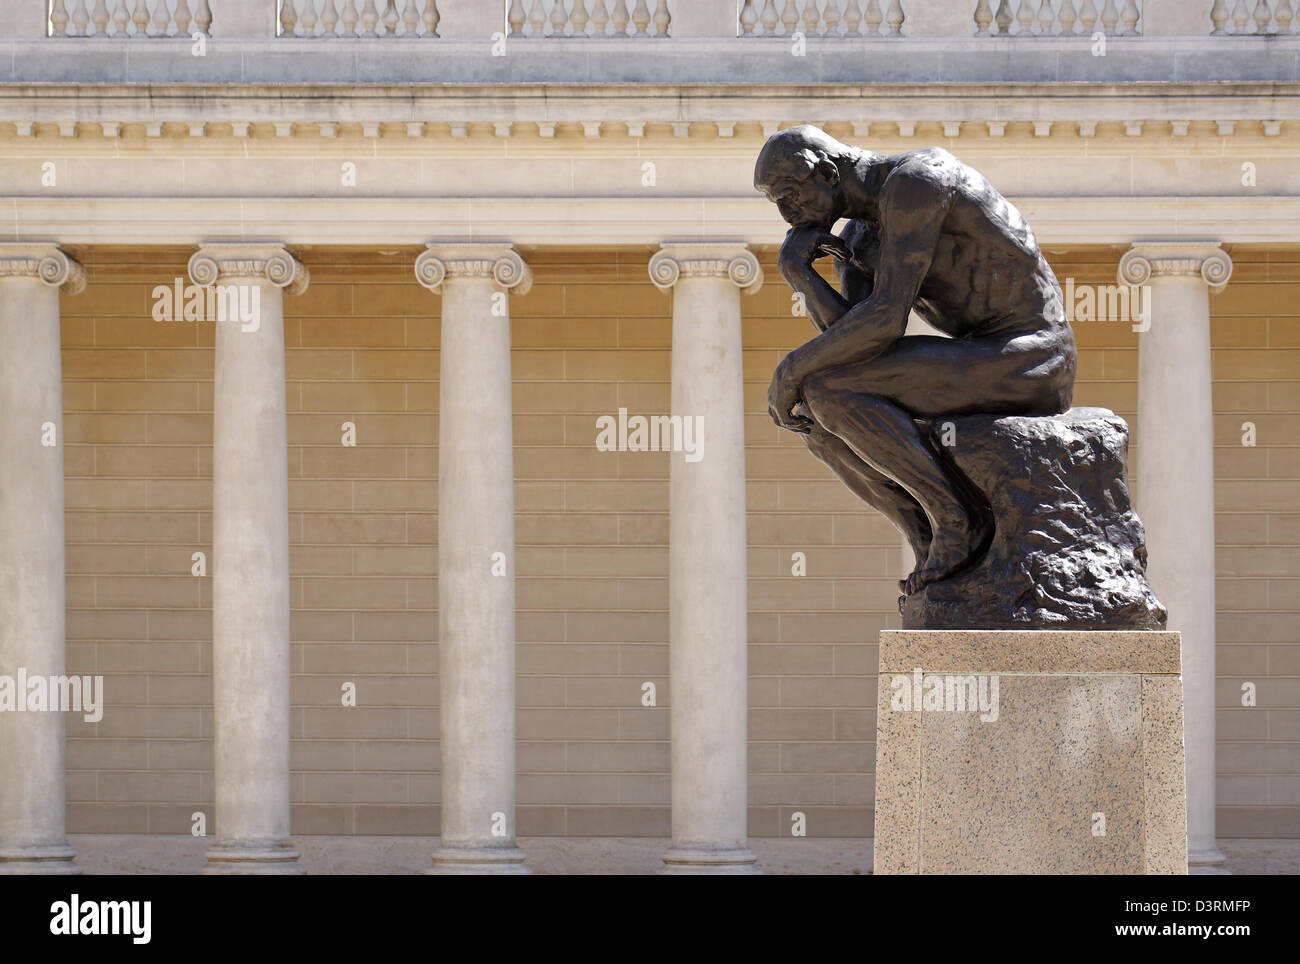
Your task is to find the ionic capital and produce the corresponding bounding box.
[415,243,533,296]
[188,244,310,295]
[649,243,763,295]
[0,243,85,295]
[1118,242,1232,293]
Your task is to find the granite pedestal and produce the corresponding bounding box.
[874,630,1187,875]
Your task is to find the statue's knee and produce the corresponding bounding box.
[803,426,835,461]
[801,371,845,422]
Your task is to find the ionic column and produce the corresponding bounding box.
[191,244,308,874]
[1119,241,1233,874]
[416,244,531,875]
[0,245,84,875]
[649,243,763,874]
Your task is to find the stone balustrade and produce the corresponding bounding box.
[509,0,672,38]
[48,0,213,35]
[277,0,440,37]
[738,0,905,37]
[25,0,1300,39]
[975,0,1142,37]
[1213,0,1300,34]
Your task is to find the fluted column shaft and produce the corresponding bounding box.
[0,245,84,875]
[1119,241,1233,873]
[416,243,531,875]
[650,243,762,874]
[192,244,308,874]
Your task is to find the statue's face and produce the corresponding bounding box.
[757,167,841,230]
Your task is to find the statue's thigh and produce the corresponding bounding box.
[827,336,1062,418]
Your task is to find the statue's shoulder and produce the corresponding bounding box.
[894,145,960,169]
[885,147,966,190]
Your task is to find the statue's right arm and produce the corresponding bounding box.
[785,168,950,381]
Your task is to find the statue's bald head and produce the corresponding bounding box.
[753,125,856,188]
[754,125,859,229]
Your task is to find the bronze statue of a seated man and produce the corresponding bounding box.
[755,126,1077,594]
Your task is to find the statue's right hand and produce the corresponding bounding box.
[778,226,846,273]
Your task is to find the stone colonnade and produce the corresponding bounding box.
[0,238,1226,874]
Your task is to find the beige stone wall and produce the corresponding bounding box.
[60,245,1298,837]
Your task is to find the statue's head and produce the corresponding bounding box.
[753,125,855,229]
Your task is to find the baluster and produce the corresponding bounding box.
[994,0,1012,35]
[361,0,380,36]
[280,0,298,36]
[592,0,610,35]
[574,0,592,36]
[70,0,89,36]
[132,0,150,36]
[152,0,170,35]
[92,0,111,35]
[803,0,822,36]
[1017,0,1034,34]
[551,0,569,35]
[760,0,779,36]
[780,0,799,35]
[67,0,88,35]
[611,0,630,35]
[303,0,321,35]
[1079,0,1097,31]
[652,0,668,35]
[1120,0,1139,33]
[341,0,359,35]
[843,0,863,35]
[1254,0,1274,32]
[321,0,339,35]
[885,0,902,35]
[1058,0,1077,34]
[50,0,71,36]
[1209,0,1228,32]
[740,0,758,34]
[824,0,840,35]
[864,0,882,35]
[530,0,547,35]
[631,0,650,35]
[974,0,993,35]
[112,0,130,35]
[1036,0,1054,34]
[1277,0,1294,32]
[1231,0,1251,32]
[402,0,418,35]
[424,0,440,35]
[174,0,191,34]
[381,0,399,35]
[194,0,210,32]
[1100,0,1119,34]
[508,0,525,35]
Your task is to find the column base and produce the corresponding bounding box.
[660,846,760,875]
[427,845,530,875]
[0,845,81,875]
[1189,845,1230,875]
[200,843,304,875]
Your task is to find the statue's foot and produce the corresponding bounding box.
[899,514,992,596]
